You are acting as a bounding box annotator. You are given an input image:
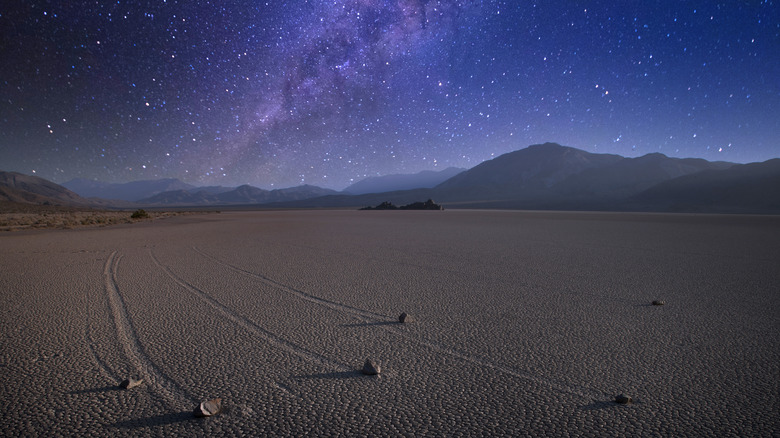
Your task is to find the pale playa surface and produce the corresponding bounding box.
[1,210,778,436]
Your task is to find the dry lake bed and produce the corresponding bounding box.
[1,210,778,436]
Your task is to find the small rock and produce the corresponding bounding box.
[652,300,665,306]
[119,377,143,390]
[194,398,223,417]
[362,359,381,375]
[398,312,414,323]
[615,394,633,404]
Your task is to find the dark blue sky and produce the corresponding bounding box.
[1,1,778,189]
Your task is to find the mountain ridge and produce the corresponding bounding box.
[6,143,779,214]
[261,143,780,214]
[136,184,339,206]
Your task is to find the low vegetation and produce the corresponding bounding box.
[0,204,204,231]
[131,209,150,219]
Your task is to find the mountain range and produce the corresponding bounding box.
[260,143,780,214]
[342,167,465,194]
[136,184,339,205]
[62,178,212,201]
[59,177,339,206]
[3,142,779,214]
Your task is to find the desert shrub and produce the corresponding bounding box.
[131,209,149,219]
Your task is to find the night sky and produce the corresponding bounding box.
[1,1,778,190]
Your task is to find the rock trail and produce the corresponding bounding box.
[192,246,608,401]
[103,251,195,410]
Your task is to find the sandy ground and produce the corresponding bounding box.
[0,210,778,436]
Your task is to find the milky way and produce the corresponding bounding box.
[1,1,778,189]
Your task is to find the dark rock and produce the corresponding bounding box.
[399,199,444,210]
[362,359,381,375]
[652,300,665,306]
[360,201,398,210]
[194,398,223,417]
[615,394,633,404]
[119,377,143,390]
[360,199,443,210]
[398,312,414,323]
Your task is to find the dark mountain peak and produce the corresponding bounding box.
[526,141,566,151]
[272,185,337,194]
[436,143,622,197]
[634,152,666,161]
[234,184,268,194]
[523,142,595,158]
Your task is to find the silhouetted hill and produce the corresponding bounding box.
[629,159,780,214]
[63,178,195,201]
[0,171,92,206]
[434,143,623,201]
[344,167,465,194]
[553,153,735,201]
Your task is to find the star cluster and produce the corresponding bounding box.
[1,1,778,189]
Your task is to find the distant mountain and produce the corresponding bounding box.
[266,185,340,202]
[434,143,624,202]
[431,143,744,209]
[0,171,92,206]
[551,152,734,201]
[8,143,779,214]
[264,143,780,214]
[343,167,465,194]
[213,184,270,204]
[188,185,234,195]
[629,158,780,214]
[63,178,195,201]
[136,184,338,206]
[134,189,218,205]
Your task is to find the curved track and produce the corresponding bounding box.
[189,245,608,401]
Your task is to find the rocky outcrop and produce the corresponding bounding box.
[399,199,443,210]
[361,199,443,210]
